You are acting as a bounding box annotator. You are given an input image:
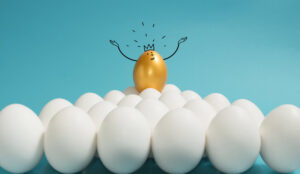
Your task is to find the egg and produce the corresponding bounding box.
[139,88,161,99]
[0,104,44,173]
[181,90,201,101]
[206,105,260,173]
[152,108,205,173]
[39,98,72,128]
[104,90,125,104]
[75,92,103,112]
[44,106,96,173]
[88,101,117,130]
[123,86,138,95]
[260,104,300,173]
[98,107,151,173]
[184,99,216,131]
[159,91,186,110]
[118,94,142,107]
[161,84,181,94]
[134,50,167,92]
[233,99,264,128]
[204,93,230,113]
[136,98,169,131]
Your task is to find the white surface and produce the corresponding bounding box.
[204,93,230,113]
[123,86,138,95]
[206,105,260,173]
[118,94,142,107]
[98,107,151,173]
[181,90,201,101]
[152,108,205,173]
[44,106,96,173]
[260,104,300,173]
[139,88,161,99]
[75,93,103,112]
[39,98,72,128]
[161,84,181,94]
[0,104,44,173]
[159,91,186,110]
[104,90,125,104]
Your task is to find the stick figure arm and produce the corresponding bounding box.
[110,40,137,62]
[163,37,188,61]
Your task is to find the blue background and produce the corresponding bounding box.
[0,0,300,173]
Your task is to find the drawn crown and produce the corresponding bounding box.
[143,44,155,51]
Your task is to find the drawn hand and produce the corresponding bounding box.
[110,40,119,47]
[178,37,188,44]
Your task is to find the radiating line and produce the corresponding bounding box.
[134,40,138,42]
[142,22,144,26]
[132,29,136,32]
[162,35,166,39]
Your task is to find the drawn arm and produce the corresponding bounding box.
[163,37,188,61]
[109,40,137,62]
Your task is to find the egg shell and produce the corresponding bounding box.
[44,106,96,173]
[88,101,117,130]
[159,91,186,110]
[152,108,205,173]
[260,104,300,173]
[184,99,216,131]
[161,84,181,94]
[139,88,161,99]
[104,90,125,104]
[233,99,264,128]
[206,105,260,173]
[204,93,230,113]
[136,98,169,132]
[181,90,201,101]
[118,94,142,107]
[0,104,44,173]
[123,86,138,95]
[39,98,72,128]
[75,92,103,112]
[98,107,151,173]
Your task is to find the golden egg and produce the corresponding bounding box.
[133,50,167,93]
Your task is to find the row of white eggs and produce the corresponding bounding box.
[0,84,299,174]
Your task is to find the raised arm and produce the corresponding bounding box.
[109,40,137,62]
[163,37,188,61]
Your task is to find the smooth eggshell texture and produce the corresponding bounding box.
[44,106,96,173]
[233,99,264,128]
[123,86,138,95]
[98,107,151,173]
[161,84,181,94]
[136,98,169,132]
[104,90,125,104]
[0,104,44,173]
[39,98,72,128]
[260,104,300,173]
[75,93,103,112]
[181,90,201,101]
[152,108,205,173]
[204,93,230,113]
[118,94,142,107]
[159,91,186,110]
[207,106,260,173]
[88,101,117,130]
[184,99,216,131]
[139,88,161,99]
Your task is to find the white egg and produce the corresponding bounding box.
[206,105,260,173]
[139,88,161,99]
[136,98,169,131]
[118,94,142,107]
[184,99,216,131]
[44,106,96,173]
[152,108,205,173]
[104,90,125,104]
[98,107,151,173]
[88,101,117,130]
[39,98,72,128]
[233,99,264,128]
[260,104,300,173]
[123,86,138,95]
[181,90,201,101]
[0,104,44,173]
[75,92,103,112]
[204,93,230,113]
[159,91,186,110]
[161,84,181,94]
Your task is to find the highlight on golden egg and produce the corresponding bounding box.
[133,50,167,93]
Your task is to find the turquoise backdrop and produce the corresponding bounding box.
[0,0,300,173]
